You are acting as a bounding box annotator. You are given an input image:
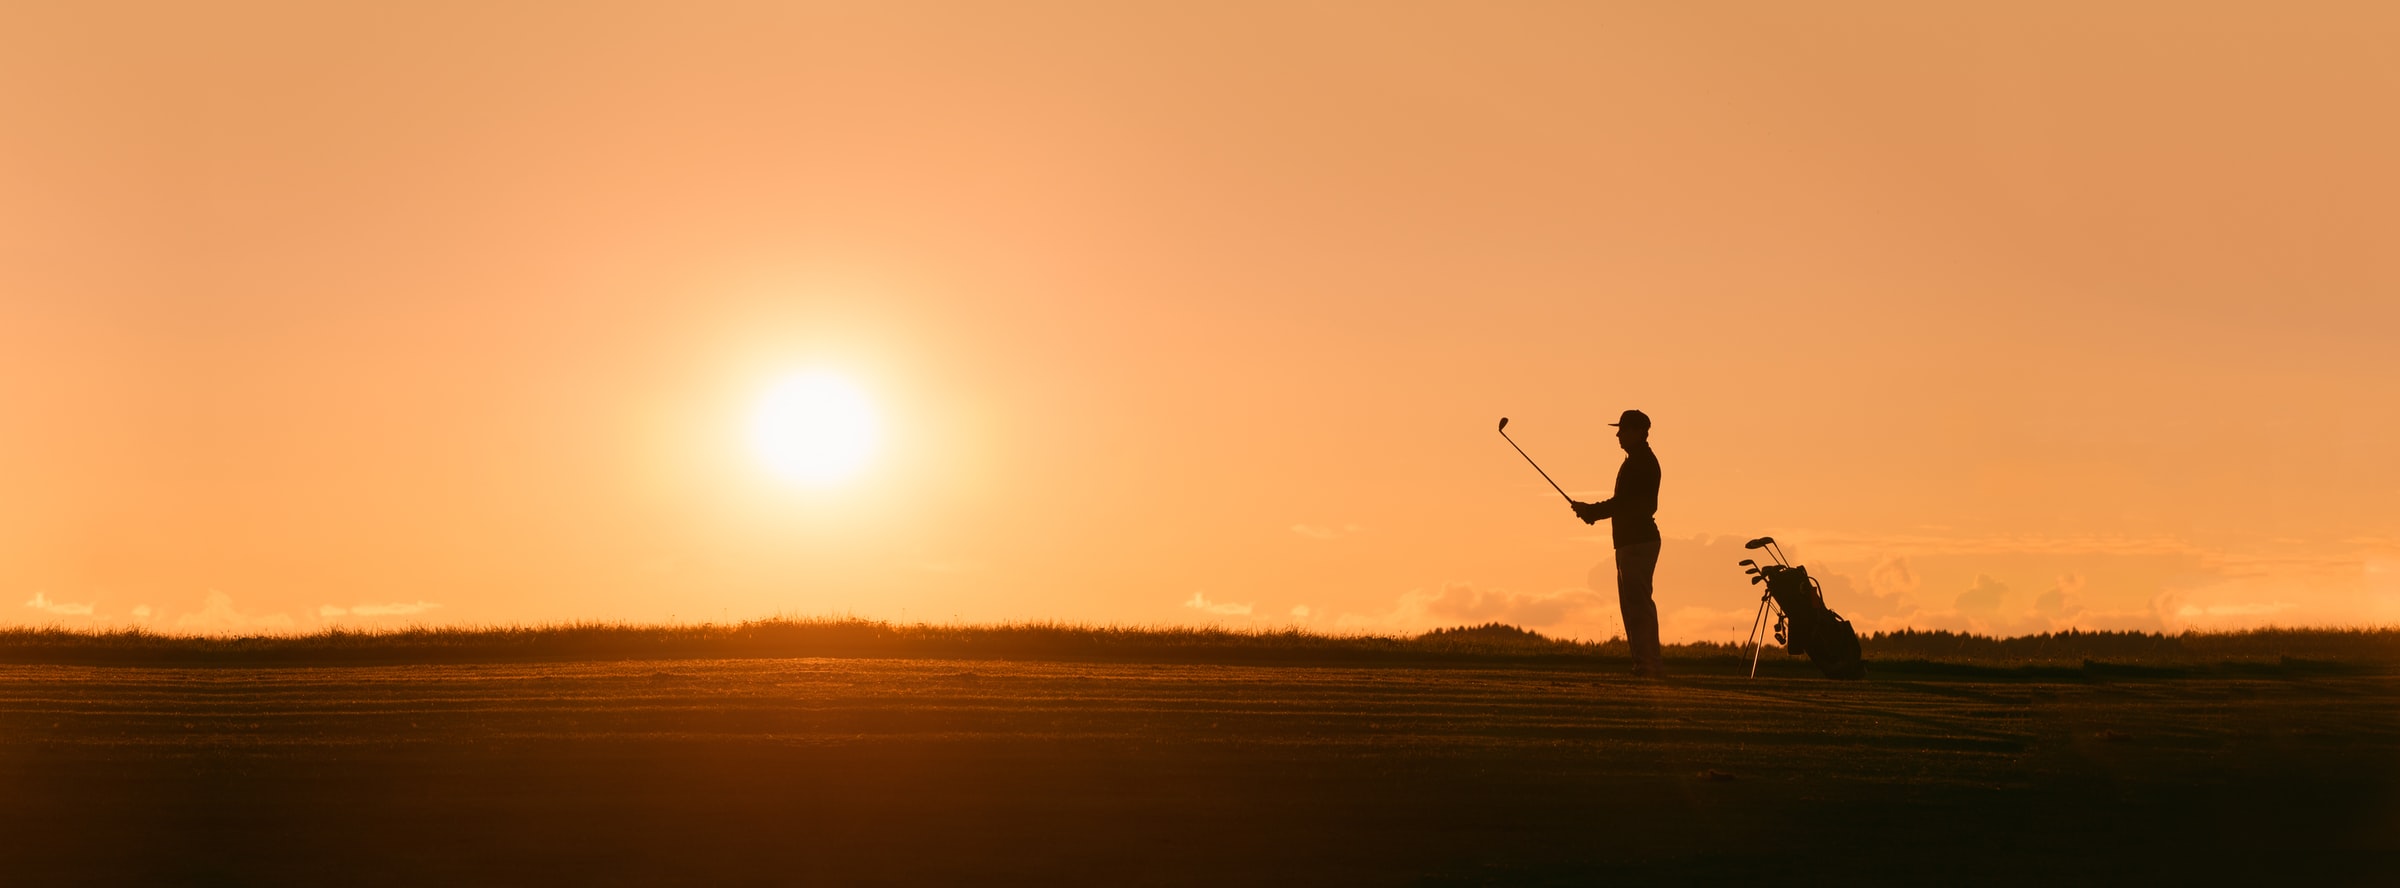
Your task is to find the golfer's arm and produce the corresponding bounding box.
[1585,498,1616,519]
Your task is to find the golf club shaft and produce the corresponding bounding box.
[1498,431,1576,504]
[1751,604,1769,678]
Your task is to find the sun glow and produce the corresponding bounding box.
[749,371,879,486]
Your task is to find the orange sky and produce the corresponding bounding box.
[6,2,2396,640]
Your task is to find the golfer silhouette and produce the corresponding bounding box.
[1571,409,1664,677]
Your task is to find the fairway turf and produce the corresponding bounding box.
[4,658,2395,885]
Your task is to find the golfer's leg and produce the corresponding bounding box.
[1616,542,1664,675]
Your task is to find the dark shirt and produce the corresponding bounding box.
[1594,445,1661,548]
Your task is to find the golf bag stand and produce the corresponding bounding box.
[1737,537,1866,680]
[1744,583,1776,678]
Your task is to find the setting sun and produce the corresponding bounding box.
[749,371,879,486]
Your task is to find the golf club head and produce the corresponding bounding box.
[1751,575,1766,584]
[1744,568,1760,576]
[1738,559,1756,567]
[1497,417,1509,432]
[1745,537,1775,550]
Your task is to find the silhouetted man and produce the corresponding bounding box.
[1571,410,1663,677]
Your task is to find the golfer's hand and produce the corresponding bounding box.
[1571,500,1604,524]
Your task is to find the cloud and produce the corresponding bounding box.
[1355,530,2396,644]
[1773,531,2212,636]
[1557,533,2172,639]
[355,601,439,617]
[1340,583,1610,637]
[1183,592,1253,617]
[1605,529,2400,638]
[1788,531,2397,619]
[2175,601,2294,618]
[2033,574,2085,623]
[23,591,94,617]
[1955,575,2009,614]
[1808,559,1914,623]
[1870,559,1920,600]
[321,600,444,619]
[1289,605,1311,618]
[1290,523,1364,540]
[1337,535,1828,642]
[173,590,296,635]
[1797,532,2207,560]
[130,605,152,621]
[1661,602,1769,646]
[1423,583,1602,625]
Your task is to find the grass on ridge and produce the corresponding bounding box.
[0,619,1625,667]
[1,618,2395,670]
[1860,626,2400,664]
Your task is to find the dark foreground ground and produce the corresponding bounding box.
[4,657,2396,886]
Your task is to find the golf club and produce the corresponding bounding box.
[1745,536,1788,566]
[1495,417,1575,505]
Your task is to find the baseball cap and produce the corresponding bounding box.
[1608,409,1651,430]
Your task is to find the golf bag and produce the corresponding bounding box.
[1741,538,1865,680]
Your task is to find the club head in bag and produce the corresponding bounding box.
[1745,537,1775,550]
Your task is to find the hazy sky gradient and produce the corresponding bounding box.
[6,2,2396,640]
